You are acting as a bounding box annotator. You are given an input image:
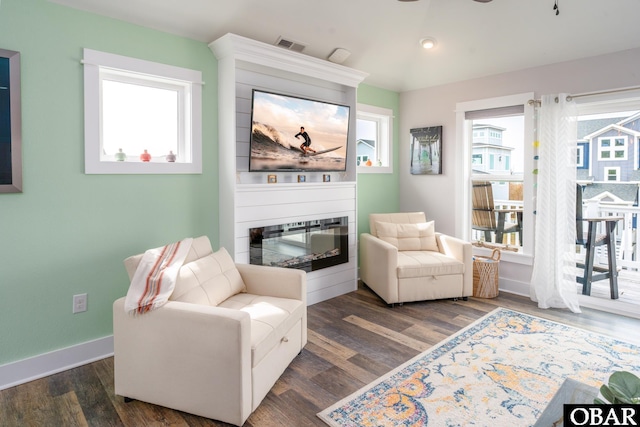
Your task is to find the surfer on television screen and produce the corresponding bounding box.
[295,127,316,154]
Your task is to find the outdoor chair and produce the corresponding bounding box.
[575,184,620,299]
[471,181,522,245]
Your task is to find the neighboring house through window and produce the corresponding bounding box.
[456,92,535,260]
[356,104,393,173]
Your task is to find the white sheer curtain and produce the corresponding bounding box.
[530,94,580,313]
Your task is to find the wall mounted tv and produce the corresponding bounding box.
[249,89,350,172]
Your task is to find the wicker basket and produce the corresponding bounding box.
[473,248,500,298]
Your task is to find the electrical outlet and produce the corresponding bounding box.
[73,293,87,314]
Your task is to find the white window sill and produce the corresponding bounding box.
[85,160,201,174]
[473,246,533,266]
[357,165,393,174]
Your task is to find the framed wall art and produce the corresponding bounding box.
[0,48,22,193]
[410,126,442,175]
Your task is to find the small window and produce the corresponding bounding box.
[472,154,483,165]
[356,104,393,173]
[605,167,620,182]
[576,146,584,167]
[83,49,202,174]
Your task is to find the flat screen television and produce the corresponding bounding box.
[249,89,350,172]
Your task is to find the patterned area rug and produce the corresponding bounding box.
[317,308,640,427]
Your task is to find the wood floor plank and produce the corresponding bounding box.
[54,391,89,427]
[246,392,319,427]
[310,366,366,401]
[343,314,432,352]
[304,339,380,386]
[268,359,342,411]
[92,358,191,427]
[1,283,639,426]
[401,322,452,346]
[307,329,358,360]
[2,379,52,427]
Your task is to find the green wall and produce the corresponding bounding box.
[0,0,218,365]
[0,1,400,367]
[356,84,400,236]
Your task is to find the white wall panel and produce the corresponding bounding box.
[210,34,367,304]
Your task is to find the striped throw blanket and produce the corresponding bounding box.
[124,238,193,315]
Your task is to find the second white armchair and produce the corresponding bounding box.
[360,212,472,305]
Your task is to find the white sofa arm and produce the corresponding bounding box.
[237,263,306,303]
[437,233,473,297]
[113,297,252,425]
[360,233,399,304]
[236,263,308,348]
[236,264,308,347]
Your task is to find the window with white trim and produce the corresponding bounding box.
[456,93,535,260]
[577,145,584,167]
[356,104,393,173]
[604,166,621,182]
[598,136,627,161]
[83,48,202,174]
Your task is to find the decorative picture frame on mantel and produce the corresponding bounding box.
[0,48,22,193]
[410,126,442,175]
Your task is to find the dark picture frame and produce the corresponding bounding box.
[0,48,22,193]
[410,126,442,175]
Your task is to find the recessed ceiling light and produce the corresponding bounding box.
[419,37,437,49]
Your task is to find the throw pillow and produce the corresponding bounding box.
[375,221,438,252]
[170,247,247,306]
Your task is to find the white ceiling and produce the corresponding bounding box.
[49,0,640,92]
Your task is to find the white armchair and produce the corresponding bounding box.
[113,236,306,426]
[360,212,472,305]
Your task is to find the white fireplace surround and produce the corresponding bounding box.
[209,34,368,304]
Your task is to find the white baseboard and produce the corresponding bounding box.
[0,335,114,391]
[499,277,531,297]
[308,281,357,305]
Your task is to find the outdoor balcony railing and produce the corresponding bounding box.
[581,200,640,272]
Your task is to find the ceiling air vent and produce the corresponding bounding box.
[275,36,307,53]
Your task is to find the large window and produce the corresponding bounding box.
[356,104,393,173]
[575,91,640,314]
[83,48,202,174]
[456,93,535,262]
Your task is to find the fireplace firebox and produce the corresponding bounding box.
[249,217,348,272]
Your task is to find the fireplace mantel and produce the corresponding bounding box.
[209,33,366,304]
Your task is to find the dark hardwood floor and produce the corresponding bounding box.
[2,283,639,427]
